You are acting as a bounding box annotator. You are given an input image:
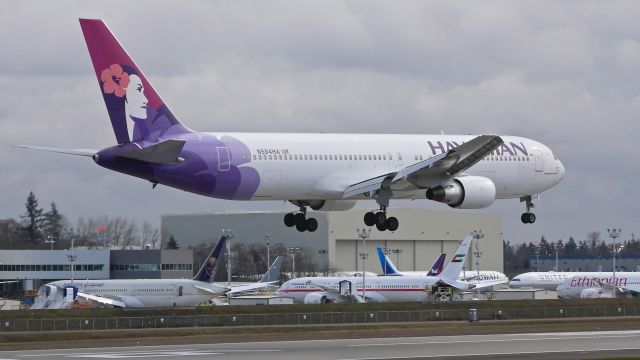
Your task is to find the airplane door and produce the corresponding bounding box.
[533,150,543,172]
[216,147,231,171]
[178,286,183,297]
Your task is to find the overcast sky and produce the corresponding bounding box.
[1,1,639,245]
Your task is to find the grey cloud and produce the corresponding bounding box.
[1,0,639,245]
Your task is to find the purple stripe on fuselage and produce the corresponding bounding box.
[95,133,260,200]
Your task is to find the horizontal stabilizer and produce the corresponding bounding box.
[119,139,185,164]
[13,145,96,157]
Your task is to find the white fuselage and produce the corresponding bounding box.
[556,272,640,299]
[219,133,564,201]
[49,279,219,307]
[393,270,507,282]
[276,276,437,303]
[509,272,593,291]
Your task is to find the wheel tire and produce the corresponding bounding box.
[521,213,528,224]
[528,213,536,224]
[376,221,387,231]
[306,218,318,232]
[294,213,306,227]
[386,217,399,231]
[364,212,376,226]
[284,213,295,227]
[295,222,306,232]
[375,212,387,225]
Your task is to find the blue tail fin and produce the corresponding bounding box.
[426,254,447,276]
[377,247,401,276]
[193,235,227,283]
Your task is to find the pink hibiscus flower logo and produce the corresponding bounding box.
[100,64,130,97]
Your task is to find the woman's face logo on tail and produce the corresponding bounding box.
[125,74,148,120]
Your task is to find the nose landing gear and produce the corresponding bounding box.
[520,196,537,224]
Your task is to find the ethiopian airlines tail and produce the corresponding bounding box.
[193,235,228,283]
[79,19,190,144]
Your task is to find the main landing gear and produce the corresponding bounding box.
[520,195,536,224]
[363,206,399,232]
[284,206,318,232]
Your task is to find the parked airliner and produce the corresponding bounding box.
[17,19,565,232]
[556,273,640,299]
[508,272,595,291]
[376,247,508,283]
[276,235,507,303]
[35,236,280,308]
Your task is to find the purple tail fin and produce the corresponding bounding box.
[426,253,446,276]
[79,19,190,144]
[193,235,228,283]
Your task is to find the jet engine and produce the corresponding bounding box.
[293,200,357,211]
[580,288,614,299]
[425,176,496,209]
[303,292,329,304]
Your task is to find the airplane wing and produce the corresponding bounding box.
[343,135,503,198]
[75,292,127,308]
[225,281,278,297]
[305,280,340,295]
[13,145,97,157]
[591,278,638,296]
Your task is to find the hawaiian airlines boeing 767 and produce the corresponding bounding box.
[17,19,565,232]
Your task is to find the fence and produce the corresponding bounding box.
[1,304,638,333]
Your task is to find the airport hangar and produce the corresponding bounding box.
[161,208,504,274]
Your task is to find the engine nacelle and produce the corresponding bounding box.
[304,292,329,304]
[425,176,496,209]
[294,200,357,211]
[580,288,614,299]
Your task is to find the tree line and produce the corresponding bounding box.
[0,191,159,250]
[503,231,639,275]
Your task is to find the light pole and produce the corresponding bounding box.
[263,234,272,282]
[45,234,56,250]
[222,228,235,286]
[68,234,76,284]
[555,240,560,272]
[287,247,302,279]
[471,230,484,298]
[356,228,371,302]
[607,228,622,297]
[381,247,391,276]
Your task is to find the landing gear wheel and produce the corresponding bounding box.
[295,222,306,232]
[376,221,388,231]
[385,216,399,231]
[294,213,306,227]
[305,218,318,232]
[375,212,387,226]
[364,212,376,227]
[521,213,536,224]
[284,213,295,227]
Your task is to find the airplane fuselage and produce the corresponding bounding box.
[49,279,217,307]
[95,133,564,204]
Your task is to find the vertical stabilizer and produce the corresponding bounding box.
[426,253,447,276]
[193,235,227,283]
[438,235,473,282]
[377,247,401,275]
[79,19,190,144]
[259,256,284,283]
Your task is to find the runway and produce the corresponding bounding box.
[3,330,640,359]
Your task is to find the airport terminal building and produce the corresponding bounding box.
[161,208,504,274]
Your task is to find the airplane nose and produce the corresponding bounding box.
[557,160,565,180]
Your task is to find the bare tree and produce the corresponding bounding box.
[141,222,160,249]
